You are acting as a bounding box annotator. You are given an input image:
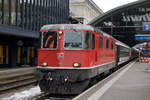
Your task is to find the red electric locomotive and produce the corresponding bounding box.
[36,24,116,94]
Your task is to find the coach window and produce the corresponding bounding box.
[84,31,91,49]
[111,41,114,49]
[106,39,109,49]
[99,36,103,48]
[43,31,57,48]
[92,34,95,49]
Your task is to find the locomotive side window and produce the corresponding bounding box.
[92,34,95,49]
[99,36,103,48]
[84,31,91,49]
[106,39,109,49]
[111,41,114,49]
[64,31,82,49]
[42,31,57,48]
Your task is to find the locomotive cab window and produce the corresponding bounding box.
[64,31,82,49]
[106,39,109,49]
[84,31,91,49]
[42,31,57,48]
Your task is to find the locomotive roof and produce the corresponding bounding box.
[41,24,94,31]
[41,24,114,39]
[94,28,114,39]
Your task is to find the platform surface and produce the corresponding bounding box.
[88,62,150,100]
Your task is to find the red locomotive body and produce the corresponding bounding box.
[36,24,116,94]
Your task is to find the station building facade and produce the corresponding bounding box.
[70,0,103,24]
[0,0,69,68]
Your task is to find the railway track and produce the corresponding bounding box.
[0,67,37,93]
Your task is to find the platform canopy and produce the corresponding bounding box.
[89,0,150,47]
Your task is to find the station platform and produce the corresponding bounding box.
[0,65,35,71]
[74,61,150,100]
[0,66,36,80]
[90,62,150,100]
[0,66,36,90]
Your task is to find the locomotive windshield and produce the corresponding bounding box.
[64,31,82,49]
[42,31,57,48]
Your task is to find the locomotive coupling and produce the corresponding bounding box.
[65,76,75,83]
[45,72,53,81]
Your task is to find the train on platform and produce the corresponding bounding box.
[35,24,138,94]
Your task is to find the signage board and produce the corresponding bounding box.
[143,22,150,31]
[135,35,150,40]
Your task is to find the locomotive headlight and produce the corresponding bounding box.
[40,62,48,67]
[73,63,81,67]
[59,31,63,35]
[58,31,63,39]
